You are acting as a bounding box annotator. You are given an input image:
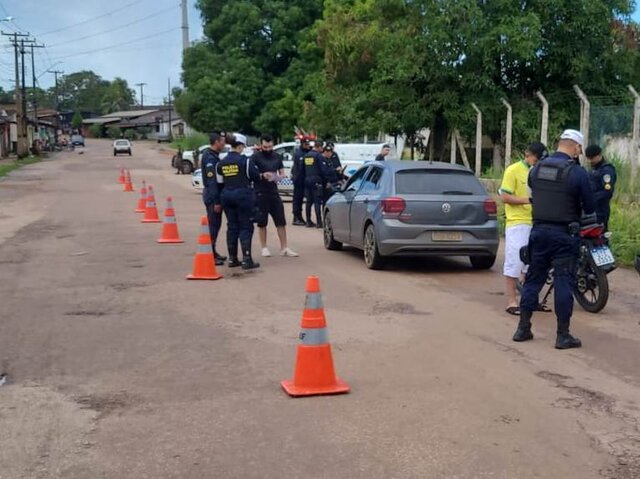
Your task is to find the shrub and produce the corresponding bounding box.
[89,123,103,138]
[124,129,137,141]
[107,126,122,139]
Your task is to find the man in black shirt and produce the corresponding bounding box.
[252,134,299,258]
[375,144,391,162]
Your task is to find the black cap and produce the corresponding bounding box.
[585,144,602,158]
[526,141,547,160]
[209,130,224,143]
[323,145,333,152]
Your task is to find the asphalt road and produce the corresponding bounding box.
[1,139,639,479]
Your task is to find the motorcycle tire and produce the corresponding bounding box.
[574,254,609,313]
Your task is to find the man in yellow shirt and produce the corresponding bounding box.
[499,142,547,315]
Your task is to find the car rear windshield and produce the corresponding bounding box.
[115,140,129,146]
[395,169,486,195]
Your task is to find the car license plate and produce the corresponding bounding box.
[432,231,462,242]
[591,246,615,267]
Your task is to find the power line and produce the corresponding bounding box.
[37,0,150,36]
[46,4,179,49]
[49,28,180,60]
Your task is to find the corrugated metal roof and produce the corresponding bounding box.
[82,117,120,125]
[102,109,159,118]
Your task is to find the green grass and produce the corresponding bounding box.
[169,133,209,152]
[0,156,42,178]
[607,156,640,267]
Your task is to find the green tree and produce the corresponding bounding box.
[89,123,103,138]
[101,77,135,114]
[107,126,122,139]
[71,110,83,130]
[0,87,12,103]
[313,0,639,164]
[179,0,323,136]
[58,71,110,113]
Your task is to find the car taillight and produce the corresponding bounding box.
[382,197,406,215]
[484,198,497,216]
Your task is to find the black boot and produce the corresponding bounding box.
[241,255,260,270]
[555,333,582,349]
[293,216,306,226]
[214,251,227,265]
[227,246,240,267]
[513,310,534,342]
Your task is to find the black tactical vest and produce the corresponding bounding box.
[530,159,580,224]
[303,151,321,180]
[218,153,251,189]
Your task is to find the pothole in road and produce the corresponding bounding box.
[64,310,109,317]
[373,300,430,316]
[74,391,136,419]
[537,370,614,413]
[110,282,149,291]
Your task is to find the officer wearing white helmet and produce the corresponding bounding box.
[514,129,596,349]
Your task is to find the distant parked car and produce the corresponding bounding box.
[113,139,132,156]
[323,161,499,270]
[71,134,85,147]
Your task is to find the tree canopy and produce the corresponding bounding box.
[179,0,640,161]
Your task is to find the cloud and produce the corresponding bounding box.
[1,0,203,103]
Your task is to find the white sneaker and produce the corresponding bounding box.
[261,247,272,257]
[280,247,299,257]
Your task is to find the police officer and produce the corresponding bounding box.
[291,137,311,226]
[302,141,326,228]
[201,131,227,265]
[321,144,341,204]
[585,144,616,231]
[514,129,596,350]
[215,133,262,270]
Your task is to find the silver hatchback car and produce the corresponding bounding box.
[323,161,499,270]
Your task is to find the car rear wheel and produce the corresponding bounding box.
[113,150,117,156]
[128,150,132,156]
[323,211,342,251]
[364,224,384,270]
[181,161,194,174]
[470,255,496,270]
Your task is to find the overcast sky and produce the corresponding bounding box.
[0,1,639,109]
[0,0,203,106]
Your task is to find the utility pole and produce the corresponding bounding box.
[167,78,172,141]
[29,43,45,132]
[2,31,29,156]
[135,82,147,108]
[181,0,189,51]
[48,69,64,132]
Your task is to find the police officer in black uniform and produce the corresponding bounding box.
[585,144,616,231]
[303,142,326,228]
[321,144,342,204]
[291,137,311,226]
[514,129,596,350]
[215,133,262,270]
[201,131,227,265]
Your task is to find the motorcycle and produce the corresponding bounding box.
[518,222,614,313]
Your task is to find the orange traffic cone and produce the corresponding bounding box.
[118,167,126,184]
[186,216,222,280]
[157,197,184,244]
[281,276,350,397]
[141,185,161,223]
[135,180,147,213]
[123,170,134,192]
